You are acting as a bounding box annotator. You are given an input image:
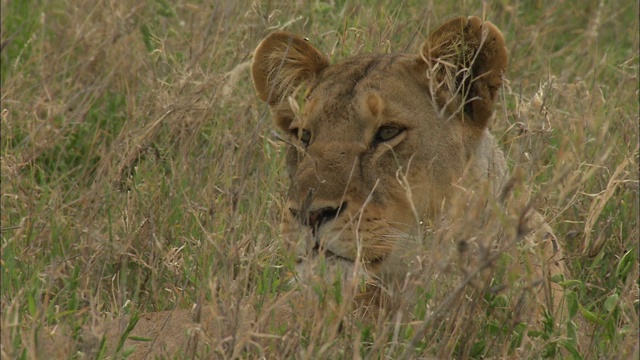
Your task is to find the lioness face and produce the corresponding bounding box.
[252,17,508,286]
[279,55,466,281]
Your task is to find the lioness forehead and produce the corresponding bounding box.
[309,54,415,99]
[301,53,423,135]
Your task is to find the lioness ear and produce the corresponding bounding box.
[252,32,329,106]
[420,16,507,128]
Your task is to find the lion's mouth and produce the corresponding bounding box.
[294,247,350,264]
[320,248,351,262]
[295,247,386,266]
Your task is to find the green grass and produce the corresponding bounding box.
[1,0,637,358]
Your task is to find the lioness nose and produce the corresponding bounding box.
[290,202,347,229]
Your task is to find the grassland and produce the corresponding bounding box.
[1,0,638,359]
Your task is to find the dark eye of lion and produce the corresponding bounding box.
[374,125,403,144]
[300,129,311,143]
[290,128,311,146]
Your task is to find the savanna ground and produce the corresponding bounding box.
[1,0,638,359]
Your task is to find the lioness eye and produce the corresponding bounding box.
[300,129,311,143]
[290,128,311,146]
[375,125,403,143]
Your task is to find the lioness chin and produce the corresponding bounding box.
[252,15,576,344]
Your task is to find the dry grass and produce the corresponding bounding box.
[1,0,637,359]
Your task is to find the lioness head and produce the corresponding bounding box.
[252,17,509,288]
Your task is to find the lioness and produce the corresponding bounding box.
[252,16,569,334]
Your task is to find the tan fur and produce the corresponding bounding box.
[252,16,570,334]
